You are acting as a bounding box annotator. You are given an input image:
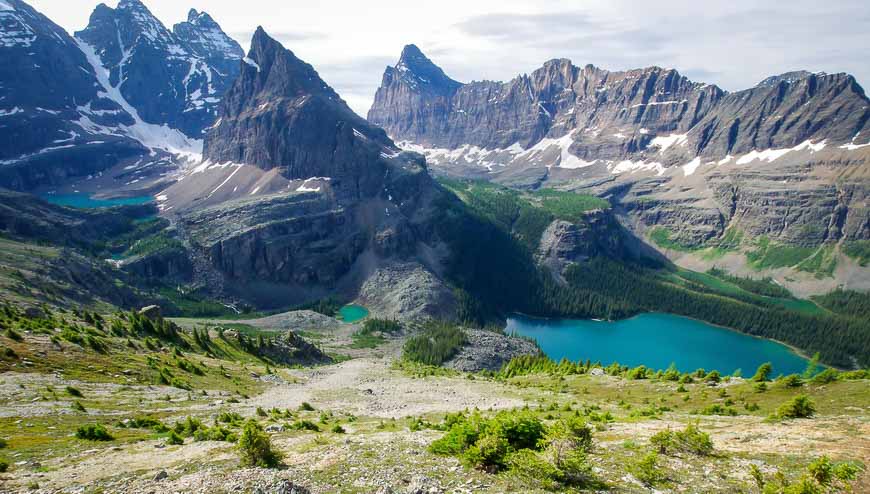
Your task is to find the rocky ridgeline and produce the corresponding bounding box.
[368,45,870,284]
[369,47,869,164]
[75,0,243,138]
[0,0,240,190]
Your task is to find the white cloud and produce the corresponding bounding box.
[30,0,870,117]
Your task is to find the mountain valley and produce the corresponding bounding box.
[0,1,869,492]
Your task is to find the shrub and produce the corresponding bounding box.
[629,452,666,487]
[65,386,83,397]
[291,420,320,432]
[698,404,738,416]
[650,423,713,456]
[0,438,6,449]
[361,318,402,334]
[506,449,564,490]
[238,420,281,468]
[704,370,721,383]
[166,431,184,445]
[4,328,22,341]
[331,424,346,434]
[752,362,772,382]
[781,374,803,388]
[71,400,86,412]
[776,395,816,419]
[298,402,315,411]
[811,368,839,384]
[0,459,7,473]
[76,424,113,441]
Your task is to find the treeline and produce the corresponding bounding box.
[403,321,468,366]
[562,259,870,369]
[705,268,793,298]
[813,289,870,320]
[432,183,870,368]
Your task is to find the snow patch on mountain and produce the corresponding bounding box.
[609,160,666,176]
[649,133,688,153]
[682,157,702,176]
[76,39,202,157]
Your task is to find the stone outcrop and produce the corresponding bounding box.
[444,329,540,372]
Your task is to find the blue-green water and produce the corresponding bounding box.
[507,313,810,375]
[40,193,154,209]
[338,305,369,323]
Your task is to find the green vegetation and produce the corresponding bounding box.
[775,395,816,419]
[403,321,467,366]
[75,424,113,441]
[795,244,838,278]
[753,455,860,494]
[747,237,816,270]
[297,298,343,317]
[649,227,699,252]
[361,318,402,334]
[350,318,403,348]
[649,423,713,455]
[430,411,596,489]
[812,289,870,320]
[122,232,184,258]
[434,179,869,368]
[842,240,870,266]
[705,268,792,298]
[752,362,773,382]
[629,451,667,487]
[237,420,282,468]
[532,188,609,220]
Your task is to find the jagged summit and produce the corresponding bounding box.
[369,45,869,155]
[76,0,242,137]
[390,43,461,92]
[204,26,410,198]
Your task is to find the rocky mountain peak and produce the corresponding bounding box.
[391,43,461,93]
[76,0,242,137]
[204,26,406,196]
[173,7,242,61]
[757,70,817,87]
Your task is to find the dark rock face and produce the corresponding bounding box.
[537,209,625,279]
[204,27,407,200]
[75,0,242,138]
[368,46,870,289]
[0,0,145,189]
[175,28,451,309]
[370,54,727,155]
[369,47,869,161]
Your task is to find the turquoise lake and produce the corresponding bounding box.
[507,313,811,375]
[40,193,154,209]
[339,305,369,323]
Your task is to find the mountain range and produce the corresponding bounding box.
[1,0,869,314]
[369,45,870,295]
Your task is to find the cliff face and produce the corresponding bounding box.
[370,50,869,163]
[368,46,870,292]
[161,29,453,313]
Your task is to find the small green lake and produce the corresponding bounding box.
[40,193,154,209]
[338,304,369,323]
[507,313,811,375]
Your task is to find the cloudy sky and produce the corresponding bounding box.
[31,0,870,116]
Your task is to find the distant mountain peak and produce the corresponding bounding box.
[389,43,460,93]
